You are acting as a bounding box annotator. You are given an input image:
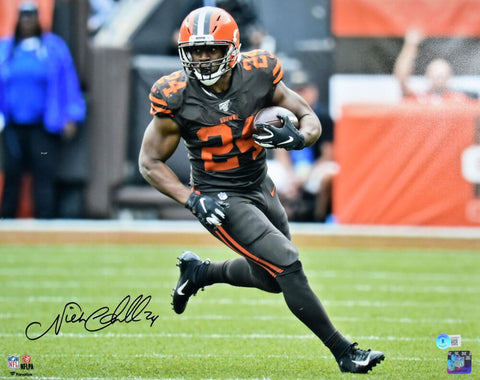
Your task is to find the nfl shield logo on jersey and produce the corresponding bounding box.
[218,99,231,112]
[7,355,19,370]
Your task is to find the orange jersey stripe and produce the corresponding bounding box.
[149,93,168,106]
[150,104,172,115]
[213,230,267,270]
[216,226,284,277]
[216,230,277,277]
[272,60,283,84]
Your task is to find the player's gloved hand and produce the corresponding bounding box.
[185,191,228,228]
[253,113,305,150]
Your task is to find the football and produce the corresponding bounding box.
[253,106,299,133]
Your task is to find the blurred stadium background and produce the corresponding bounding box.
[1,0,480,226]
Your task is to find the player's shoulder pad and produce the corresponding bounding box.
[240,49,283,85]
[149,70,187,117]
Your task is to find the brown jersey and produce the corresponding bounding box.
[149,49,284,191]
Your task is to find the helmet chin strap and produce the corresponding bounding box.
[199,76,221,86]
[195,61,228,86]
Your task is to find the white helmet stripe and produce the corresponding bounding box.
[193,7,212,37]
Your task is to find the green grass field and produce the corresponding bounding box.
[1,241,479,379]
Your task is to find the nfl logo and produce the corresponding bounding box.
[7,355,19,370]
[218,99,231,112]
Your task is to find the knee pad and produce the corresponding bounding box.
[275,260,310,293]
[277,260,303,277]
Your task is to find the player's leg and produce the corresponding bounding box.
[171,195,285,314]
[275,261,384,372]
[274,261,349,355]
[238,182,356,364]
[257,177,384,371]
[171,251,280,314]
[219,177,383,372]
[171,177,384,372]
[172,175,303,313]
[205,256,281,292]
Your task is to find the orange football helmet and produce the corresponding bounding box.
[178,6,241,86]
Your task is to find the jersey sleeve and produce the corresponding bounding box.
[149,70,187,118]
[149,80,173,118]
[269,51,284,85]
[241,49,284,87]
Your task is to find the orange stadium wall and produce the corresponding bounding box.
[332,0,480,37]
[0,0,54,37]
[331,0,480,226]
[333,103,480,226]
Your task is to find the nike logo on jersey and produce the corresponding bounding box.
[176,280,189,296]
[270,185,276,197]
[352,352,372,366]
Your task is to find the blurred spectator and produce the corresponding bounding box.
[0,1,86,219]
[268,71,339,222]
[393,28,474,103]
[169,0,275,54]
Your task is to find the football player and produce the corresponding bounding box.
[139,6,384,374]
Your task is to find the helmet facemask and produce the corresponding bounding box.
[179,41,239,86]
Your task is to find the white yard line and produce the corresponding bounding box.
[0,219,479,239]
[1,331,478,342]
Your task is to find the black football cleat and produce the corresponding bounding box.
[337,342,385,373]
[171,251,209,314]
